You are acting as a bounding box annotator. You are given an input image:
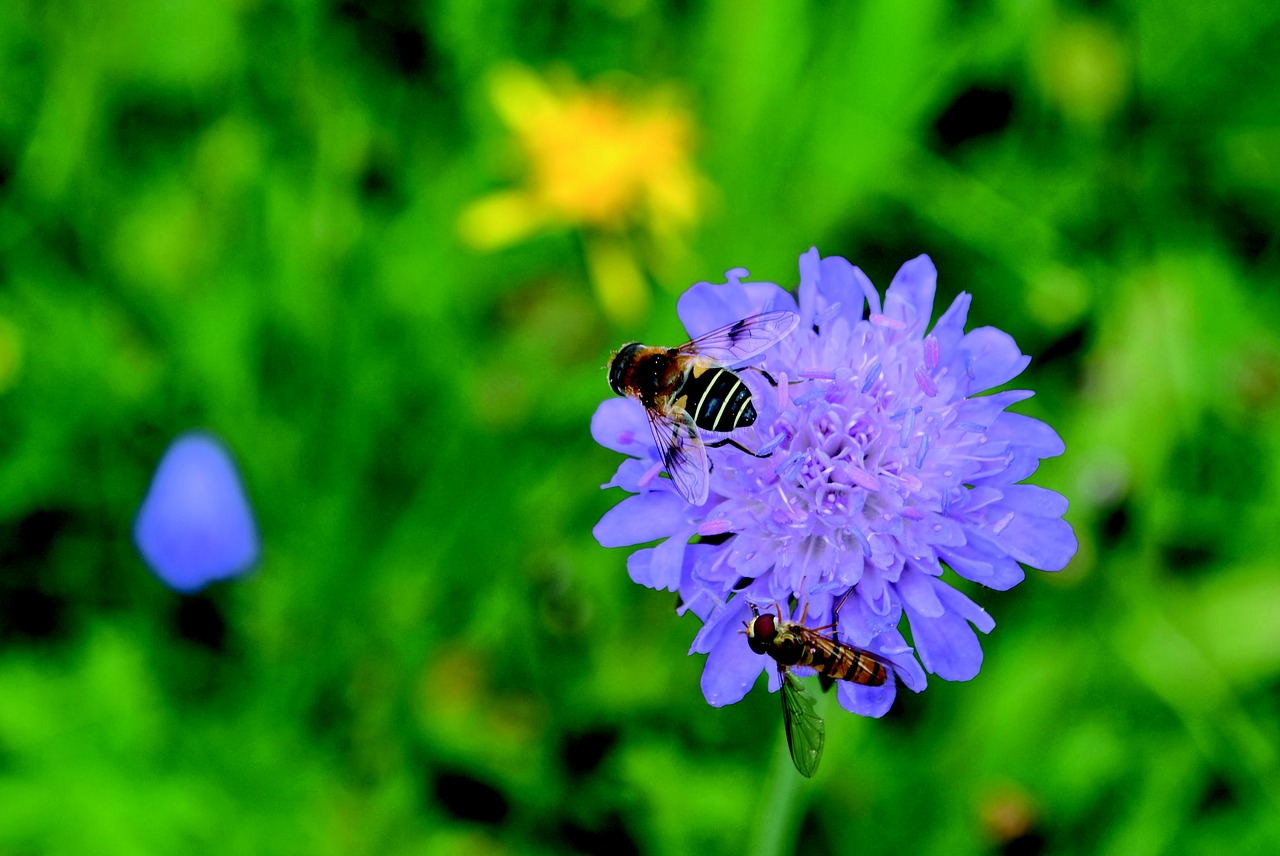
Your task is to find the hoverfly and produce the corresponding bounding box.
[607,310,799,505]
[745,601,892,777]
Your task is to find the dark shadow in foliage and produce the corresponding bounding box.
[1002,831,1047,856]
[1099,500,1132,549]
[795,805,835,856]
[0,587,65,642]
[333,0,433,80]
[172,592,229,652]
[560,812,641,856]
[1214,192,1276,266]
[0,144,13,194]
[933,84,1016,152]
[0,509,74,643]
[562,726,620,778]
[432,770,511,825]
[112,93,214,169]
[1036,324,1088,370]
[878,672,927,733]
[1196,773,1239,815]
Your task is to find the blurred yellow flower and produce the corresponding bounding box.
[460,65,704,323]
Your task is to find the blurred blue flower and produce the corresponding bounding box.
[593,249,1077,716]
[134,432,259,593]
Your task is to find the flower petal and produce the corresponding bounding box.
[837,676,897,717]
[937,544,1026,590]
[929,291,971,355]
[590,398,654,457]
[882,255,937,338]
[678,277,797,340]
[957,327,1031,395]
[592,491,688,547]
[905,580,993,681]
[626,528,696,591]
[802,250,869,331]
[133,433,259,593]
[986,513,1078,572]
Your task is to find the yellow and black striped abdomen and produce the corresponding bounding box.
[799,635,888,686]
[676,366,757,433]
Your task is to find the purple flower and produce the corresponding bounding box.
[592,249,1076,717]
[134,432,259,593]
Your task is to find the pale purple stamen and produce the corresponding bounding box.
[793,388,827,407]
[776,451,808,482]
[847,466,881,492]
[915,368,938,398]
[916,435,931,468]
[638,460,664,489]
[758,431,789,456]
[954,421,986,434]
[869,313,906,331]
[861,363,881,394]
[924,335,940,370]
[699,519,734,537]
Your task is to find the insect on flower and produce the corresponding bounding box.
[606,310,799,505]
[746,596,892,777]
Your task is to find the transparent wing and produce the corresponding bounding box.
[781,670,825,778]
[647,404,709,506]
[677,310,800,364]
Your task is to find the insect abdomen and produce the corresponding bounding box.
[679,367,756,432]
[810,647,887,686]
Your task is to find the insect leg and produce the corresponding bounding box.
[743,366,809,388]
[706,437,772,458]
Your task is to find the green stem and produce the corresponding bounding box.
[749,711,810,856]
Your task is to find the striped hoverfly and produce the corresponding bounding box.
[607,310,799,505]
[745,600,893,777]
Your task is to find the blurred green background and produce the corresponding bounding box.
[2,0,1280,854]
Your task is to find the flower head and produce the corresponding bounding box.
[134,432,259,593]
[592,250,1076,717]
[459,65,704,323]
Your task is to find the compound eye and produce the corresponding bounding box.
[607,343,640,396]
[746,613,775,654]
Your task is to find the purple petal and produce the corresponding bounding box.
[937,544,1025,590]
[693,598,765,707]
[929,291,971,355]
[803,251,869,331]
[592,491,689,547]
[990,412,1066,459]
[957,327,1031,394]
[896,563,943,617]
[998,485,1070,518]
[678,278,797,340]
[905,580,993,681]
[882,255,937,338]
[702,637,768,707]
[970,413,1066,486]
[986,513,1078,572]
[133,432,259,593]
[590,398,653,457]
[953,390,1035,429]
[851,266,882,316]
[626,529,695,592]
[837,676,897,717]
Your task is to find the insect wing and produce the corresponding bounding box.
[678,310,799,365]
[780,671,825,778]
[646,404,710,505]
